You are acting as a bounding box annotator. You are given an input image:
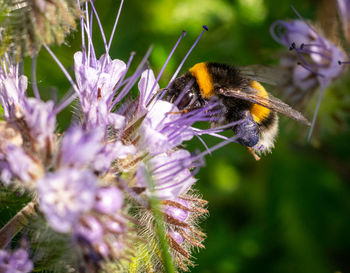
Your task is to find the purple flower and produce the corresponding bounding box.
[35,1,233,270]
[59,126,135,172]
[0,248,33,273]
[74,215,104,243]
[94,186,123,214]
[0,59,28,119]
[136,149,199,199]
[59,127,105,168]
[271,17,347,139]
[0,55,56,153]
[138,100,191,154]
[0,144,43,186]
[74,51,127,130]
[168,230,185,245]
[92,139,136,172]
[73,190,128,260]
[0,161,12,185]
[137,69,160,114]
[138,98,221,155]
[270,19,345,88]
[162,198,192,247]
[38,168,97,233]
[163,198,190,222]
[104,216,127,233]
[22,98,56,151]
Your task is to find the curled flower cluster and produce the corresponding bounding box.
[270,6,349,140]
[0,1,239,272]
[270,19,346,104]
[0,247,33,273]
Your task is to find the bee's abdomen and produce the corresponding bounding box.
[221,96,251,122]
[249,80,271,124]
[259,110,278,131]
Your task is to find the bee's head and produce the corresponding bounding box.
[166,74,204,110]
[233,116,259,148]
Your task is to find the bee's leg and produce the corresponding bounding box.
[246,147,261,161]
[168,106,202,114]
[233,114,259,148]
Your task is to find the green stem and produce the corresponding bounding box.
[145,167,176,273]
[150,196,176,273]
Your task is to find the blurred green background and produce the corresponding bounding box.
[20,0,350,272]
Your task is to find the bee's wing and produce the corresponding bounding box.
[240,65,288,86]
[217,87,311,126]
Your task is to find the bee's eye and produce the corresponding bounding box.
[177,91,193,109]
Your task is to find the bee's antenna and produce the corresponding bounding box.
[147,88,168,107]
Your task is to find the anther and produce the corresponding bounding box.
[169,25,209,85]
[289,42,296,51]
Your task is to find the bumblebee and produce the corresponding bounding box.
[166,62,310,159]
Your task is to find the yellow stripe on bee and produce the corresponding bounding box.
[189,62,215,99]
[250,80,270,123]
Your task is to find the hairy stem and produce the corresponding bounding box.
[0,201,37,248]
[150,196,176,273]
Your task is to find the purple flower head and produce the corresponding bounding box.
[0,144,43,186]
[95,241,109,258]
[74,215,104,244]
[94,186,123,214]
[35,2,239,269]
[22,98,56,151]
[105,216,127,234]
[92,140,136,173]
[59,126,136,173]
[136,149,201,199]
[168,230,185,245]
[74,199,129,260]
[137,69,160,114]
[138,100,190,154]
[0,57,28,120]
[38,168,97,233]
[0,248,33,273]
[0,55,56,154]
[59,126,105,168]
[0,161,12,185]
[270,19,345,88]
[271,15,347,140]
[163,198,190,222]
[138,98,222,155]
[161,198,198,249]
[74,51,126,130]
